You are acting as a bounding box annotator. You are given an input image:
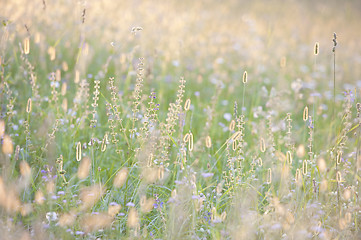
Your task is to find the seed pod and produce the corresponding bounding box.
[183,133,190,142]
[303,106,308,121]
[61,83,67,96]
[188,132,194,151]
[184,98,191,111]
[260,137,266,152]
[242,71,247,84]
[77,156,91,180]
[232,140,237,151]
[127,208,139,229]
[267,168,272,184]
[286,151,292,164]
[26,98,32,113]
[231,131,242,141]
[113,168,128,188]
[56,69,61,81]
[158,165,164,180]
[229,120,235,131]
[314,42,319,55]
[76,142,82,161]
[205,136,212,148]
[75,70,80,83]
[24,37,30,54]
[302,160,308,175]
[336,151,342,164]
[336,171,342,182]
[2,134,13,154]
[0,120,4,137]
[101,133,108,152]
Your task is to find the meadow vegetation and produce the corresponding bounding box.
[1,0,361,239]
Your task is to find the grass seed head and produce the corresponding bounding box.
[19,161,31,178]
[205,136,212,148]
[127,208,139,228]
[259,137,266,153]
[140,196,155,213]
[77,156,91,180]
[76,142,82,161]
[229,120,235,131]
[59,211,77,227]
[303,106,308,121]
[0,120,4,137]
[184,98,191,111]
[2,134,13,154]
[23,37,30,54]
[26,98,32,113]
[80,184,105,210]
[317,157,327,172]
[81,213,113,233]
[35,190,45,204]
[108,203,121,217]
[314,42,319,55]
[242,71,247,84]
[113,168,128,188]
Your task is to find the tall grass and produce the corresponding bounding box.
[0,0,361,239]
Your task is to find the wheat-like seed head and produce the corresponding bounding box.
[19,161,31,178]
[184,98,191,111]
[320,179,327,192]
[259,137,265,153]
[113,168,128,188]
[314,42,319,55]
[2,135,13,154]
[229,120,235,131]
[101,133,108,152]
[295,169,302,185]
[26,98,32,113]
[61,83,67,96]
[108,203,121,217]
[59,211,77,227]
[231,131,242,141]
[286,151,292,164]
[188,132,194,151]
[56,69,61,81]
[76,142,82,161]
[158,165,165,180]
[75,70,80,83]
[267,168,272,184]
[205,136,212,148]
[242,71,247,84]
[23,37,30,55]
[303,106,308,121]
[317,157,327,172]
[77,156,91,179]
[127,208,139,228]
[183,133,190,142]
[48,46,56,61]
[302,160,308,175]
[336,171,342,182]
[35,190,45,205]
[0,120,4,137]
[336,150,342,164]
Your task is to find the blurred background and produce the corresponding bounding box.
[1,0,361,114]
